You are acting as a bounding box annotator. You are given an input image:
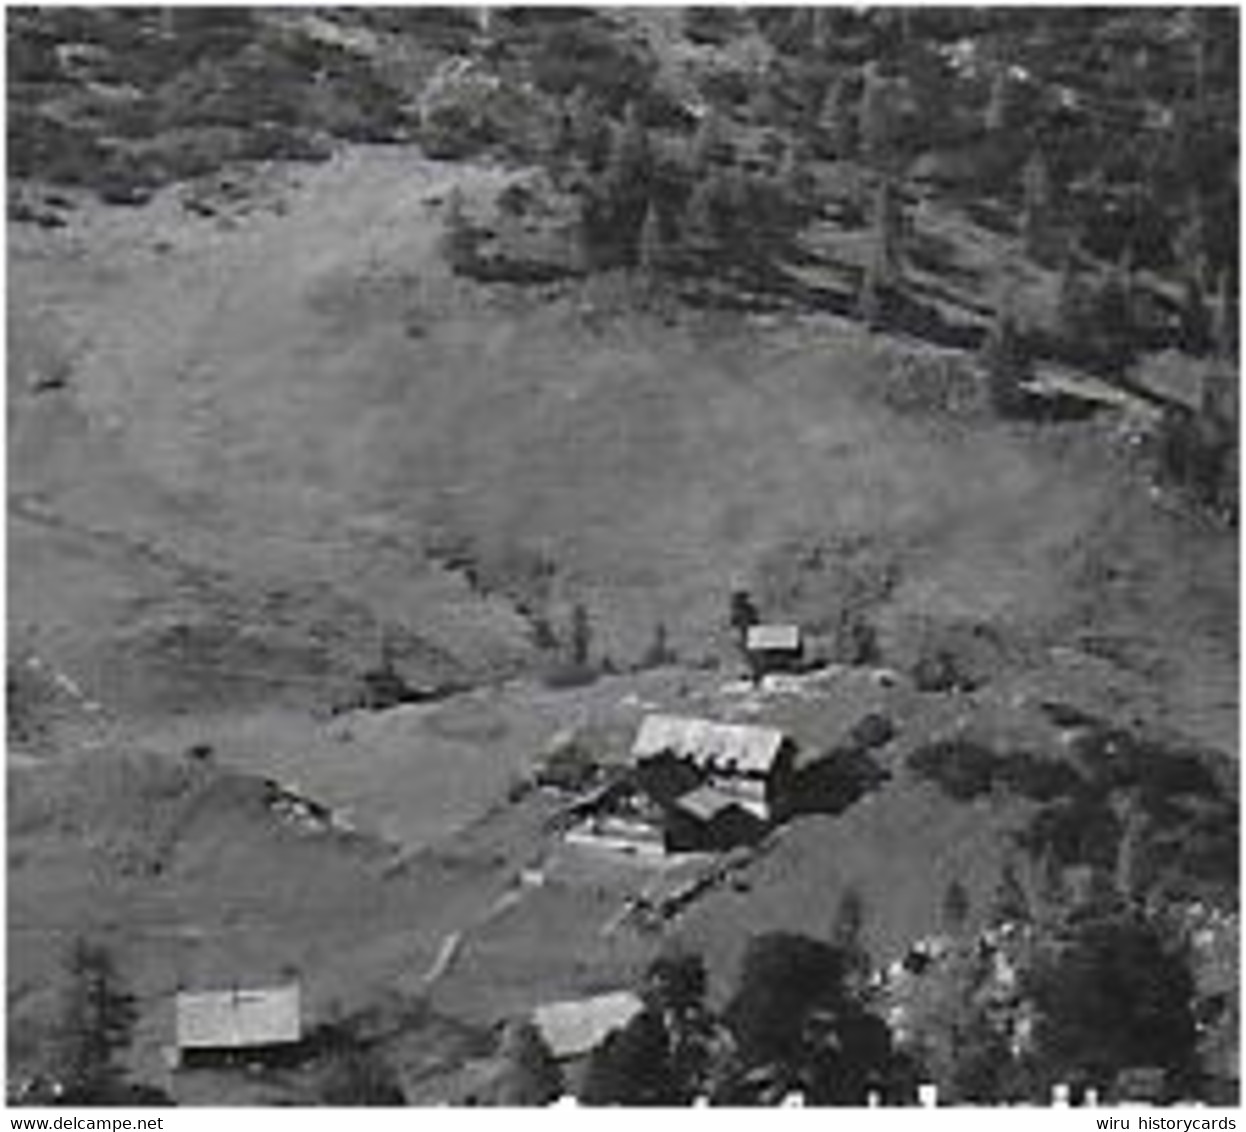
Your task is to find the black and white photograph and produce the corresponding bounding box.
[6,4,1240,1109]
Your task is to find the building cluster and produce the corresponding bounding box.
[560,711,800,857]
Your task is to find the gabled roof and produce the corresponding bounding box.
[176,985,301,1050]
[531,991,644,1060]
[632,714,787,776]
[746,624,802,652]
[674,784,768,823]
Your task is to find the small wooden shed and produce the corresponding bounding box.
[174,983,302,1068]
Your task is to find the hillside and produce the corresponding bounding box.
[7,5,1238,1108]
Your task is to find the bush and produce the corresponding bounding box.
[907,739,1001,802]
[781,746,888,820]
[881,349,989,417]
[996,752,1084,802]
[540,660,598,690]
[886,615,1003,692]
[1019,794,1121,870]
[316,1043,406,1106]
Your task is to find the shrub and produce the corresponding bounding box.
[781,747,887,820]
[881,349,989,417]
[907,739,1001,802]
[317,1044,406,1106]
[1019,794,1121,870]
[540,660,598,690]
[996,752,1084,802]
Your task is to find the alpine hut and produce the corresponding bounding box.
[174,983,302,1069]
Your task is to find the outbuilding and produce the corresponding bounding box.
[174,983,302,1069]
[531,991,644,1063]
[744,623,804,680]
[665,784,768,853]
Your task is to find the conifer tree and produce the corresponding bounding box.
[439,187,475,273]
[642,620,673,669]
[691,107,730,174]
[602,101,653,264]
[832,886,869,980]
[1212,270,1236,362]
[1055,253,1094,361]
[638,201,666,277]
[859,176,902,328]
[1021,148,1053,263]
[873,176,903,280]
[981,275,1032,415]
[858,251,887,331]
[991,861,1031,925]
[820,71,858,159]
[858,63,893,170]
[569,603,592,669]
[942,880,971,932]
[1095,254,1137,380]
[984,66,1012,134]
[682,174,723,257]
[57,939,137,1102]
[1179,272,1211,356]
[567,85,609,170]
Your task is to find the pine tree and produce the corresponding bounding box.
[602,102,653,265]
[777,142,809,215]
[641,620,673,669]
[1095,255,1137,381]
[1173,199,1208,291]
[981,277,1032,415]
[611,101,652,188]
[440,187,476,274]
[1212,270,1236,362]
[858,252,886,331]
[859,177,902,328]
[1021,149,1053,263]
[873,177,903,280]
[942,880,971,932]
[569,603,592,669]
[832,886,869,978]
[991,861,1030,926]
[1055,253,1094,362]
[728,590,759,644]
[720,163,752,248]
[810,8,834,57]
[820,71,858,159]
[858,63,893,170]
[57,939,136,1102]
[691,107,730,174]
[984,66,1012,134]
[567,85,609,170]
[682,174,722,257]
[637,201,666,277]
